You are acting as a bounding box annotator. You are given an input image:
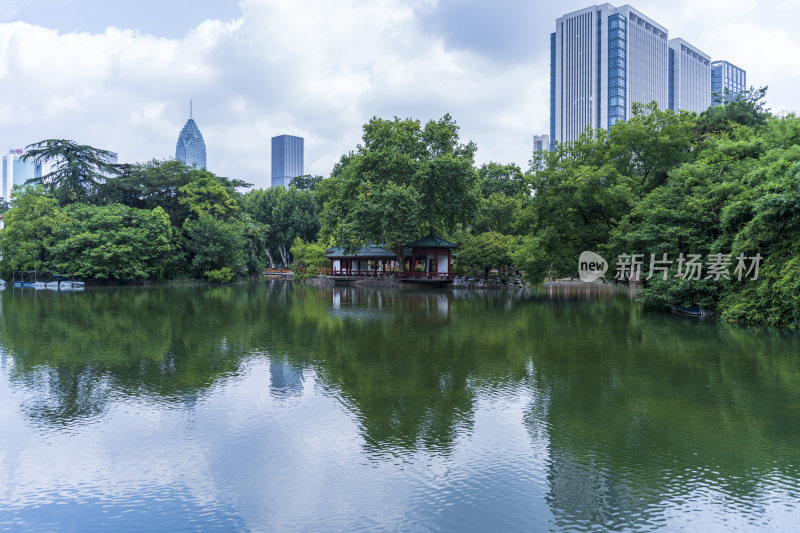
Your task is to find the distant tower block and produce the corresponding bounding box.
[271,134,304,188]
[176,100,207,168]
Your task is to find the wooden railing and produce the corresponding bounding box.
[397,271,452,280]
[330,270,391,277]
[326,270,453,279]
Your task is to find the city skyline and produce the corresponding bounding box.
[551,4,717,146]
[0,1,797,188]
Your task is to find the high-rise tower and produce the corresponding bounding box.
[711,61,746,106]
[2,149,42,201]
[550,4,711,148]
[271,135,304,188]
[176,101,207,169]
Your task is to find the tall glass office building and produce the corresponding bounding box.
[2,149,41,202]
[175,105,207,169]
[668,38,711,113]
[550,4,712,147]
[271,135,304,188]
[711,60,746,106]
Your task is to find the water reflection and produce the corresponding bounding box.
[0,283,799,531]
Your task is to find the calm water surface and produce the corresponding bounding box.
[0,282,799,532]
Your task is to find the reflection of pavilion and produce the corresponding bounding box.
[329,287,451,319]
[326,234,458,282]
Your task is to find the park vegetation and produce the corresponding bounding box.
[0,88,797,327]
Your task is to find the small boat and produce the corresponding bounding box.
[672,305,701,316]
[672,306,715,317]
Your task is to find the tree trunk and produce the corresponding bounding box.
[266,249,276,269]
[278,244,289,267]
[394,245,406,272]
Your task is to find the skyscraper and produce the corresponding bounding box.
[668,38,711,113]
[271,135,304,188]
[711,60,746,106]
[2,149,41,201]
[550,4,712,147]
[533,134,550,169]
[175,102,206,169]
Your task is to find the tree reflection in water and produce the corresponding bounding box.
[1,282,799,528]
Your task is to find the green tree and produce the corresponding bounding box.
[289,175,325,191]
[50,204,174,282]
[22,139,121,205]
[272,187,321,266]
[474,192,523,235]
[0,187,65,277]
[456,231,513,279]
[98,160,248,225]
[182,213,247,281]
[321,114,478,268]
[178,174,241,220]
[698,86,770,136]
[477,162,528,198]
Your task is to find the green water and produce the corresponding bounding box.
[0,282,799,531]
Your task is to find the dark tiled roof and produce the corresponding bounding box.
[407,233,459,248]
[326,244,397,259]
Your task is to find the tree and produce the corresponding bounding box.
[22,139,121,205]
[477,162,528,198]
[243,187,284,268]
[178,175,241,220]
[456,232,513,279]
[271,187,321,266]
[289,175,325,191]
[321,114,478,268]
[50,204,174,282]
[182,213,247,281]
[474,192,523,235]
[697,86,770,136]
[243,186,321,267]
[290,237,330,278]
[98,159,248,225]
[0,187,65,277]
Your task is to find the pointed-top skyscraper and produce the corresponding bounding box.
[176,101,207,168]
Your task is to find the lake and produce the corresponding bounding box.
[1,282,799,531]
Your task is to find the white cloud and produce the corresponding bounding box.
[0,0,797,188]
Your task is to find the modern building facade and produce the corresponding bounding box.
[175,103,207,169]
[668,38,711,113]
[2,149,41,201]
[711,60,746,106]
[550,4,713,147]
[271,134,304,188]
[533,134,550,169]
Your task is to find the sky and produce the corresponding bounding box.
[0,0,798,189]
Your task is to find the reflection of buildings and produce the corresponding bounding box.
[269,356,304,396]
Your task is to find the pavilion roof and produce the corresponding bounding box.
[406,233,459,248]
[325,244,397,259]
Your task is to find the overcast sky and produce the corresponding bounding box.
[0,0,798,188]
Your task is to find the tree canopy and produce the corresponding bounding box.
[320,114,478,265]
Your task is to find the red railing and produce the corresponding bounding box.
[328,270,453,279]
[397,271,452,280]
[330,270,392,277]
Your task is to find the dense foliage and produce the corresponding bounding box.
[319,114,478,266]
[1,94,797,327]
